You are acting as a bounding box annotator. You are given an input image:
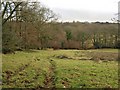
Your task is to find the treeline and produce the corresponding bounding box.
[53,22,119,49]
[2,2,119,54]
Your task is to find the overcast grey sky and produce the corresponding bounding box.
[40,0,119,22]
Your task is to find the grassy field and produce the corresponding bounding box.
[2,49,118,88]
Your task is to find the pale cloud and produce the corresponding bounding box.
[40,0,119,13]
[6,0,118,22]
[40,0,119,22]
[52,8,115,22]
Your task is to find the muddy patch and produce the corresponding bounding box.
[54,54,93,60]
[53,51,118,62]
[86,52,118,61]
[53,55,72,60]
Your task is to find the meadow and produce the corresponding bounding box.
[2,49,118,88]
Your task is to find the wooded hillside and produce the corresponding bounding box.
[2,2,119,53]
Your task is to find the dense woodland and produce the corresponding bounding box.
[2,2,120,54]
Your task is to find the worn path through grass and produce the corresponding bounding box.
[2,49,118,88]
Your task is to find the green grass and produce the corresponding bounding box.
[2,49,118,88]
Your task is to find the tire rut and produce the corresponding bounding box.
[4,62,31,84]
[44,59,56,88]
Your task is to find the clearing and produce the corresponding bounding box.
[2,49,118,88]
